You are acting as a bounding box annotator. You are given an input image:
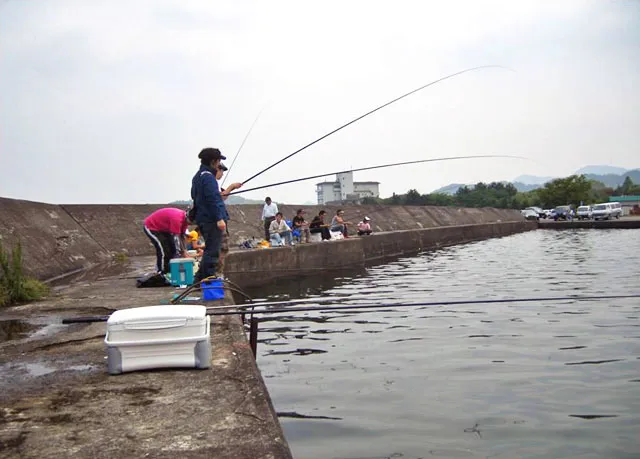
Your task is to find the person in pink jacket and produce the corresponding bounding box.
[143,208,190,275]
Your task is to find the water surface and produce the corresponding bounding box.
[254,230,640,458]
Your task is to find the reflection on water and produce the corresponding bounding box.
[253,229,640,459]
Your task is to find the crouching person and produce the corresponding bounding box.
[269,212,293,246]
[357,216,373,236]
[143,208,190,276]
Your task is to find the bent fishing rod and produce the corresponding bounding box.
[61,293,640,324]
[222,105,268,187]
[229,154,530,195]
[241,65,511,186]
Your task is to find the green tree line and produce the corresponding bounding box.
[362,174,640,209]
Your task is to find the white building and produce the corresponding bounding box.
[315,171,380,205]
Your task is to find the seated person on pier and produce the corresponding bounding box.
[292,208,311,243]
[186,229,205,256]
[309,210,332,240]
[330,209,352,238]
[357,216,373,236]
[269,212,294,246]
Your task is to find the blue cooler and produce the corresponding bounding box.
[202,279,225,300]
[169,258,195,286]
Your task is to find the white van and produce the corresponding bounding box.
[609,201,623,218]
[592,203,614,220]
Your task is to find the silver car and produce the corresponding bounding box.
[576,205,592,220]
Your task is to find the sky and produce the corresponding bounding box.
[1,0,639,204]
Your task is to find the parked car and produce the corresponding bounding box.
[553,205,573,221]
[576,205,592,220]
[525,206,546,219]
[592,203,614,220]
[543,209,553,218]
[609,201,623,218]
[521,208,539,221]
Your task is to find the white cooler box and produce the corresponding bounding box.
[105,305,211,375]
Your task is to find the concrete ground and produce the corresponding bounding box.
[0,256,292,459]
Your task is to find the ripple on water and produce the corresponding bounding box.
[252,229,640,458]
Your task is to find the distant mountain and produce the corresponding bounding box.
[576,165,629,175]
[512,175,554,185]
[512,182,542,192]
[431,183,466,195]
[430,165,639,196]
[171,195,263,206]
[585,169,640,188]
[432,181,541,195]
[225,195,264,205]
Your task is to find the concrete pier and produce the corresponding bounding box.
[538,216,640,230]
[0,259,292,459]
[0,196,533,458]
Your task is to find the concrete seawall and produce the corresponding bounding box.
[539,218,640,230]
[0,197,525,280]
[225,221,536,288]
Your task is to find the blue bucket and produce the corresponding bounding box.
[202,279,225,300]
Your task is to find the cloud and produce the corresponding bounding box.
[0,0,638,204]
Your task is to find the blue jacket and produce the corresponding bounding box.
[190,165,227,224]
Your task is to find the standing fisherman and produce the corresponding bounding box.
[261,197,278,241]
[215,163,242,276]
[191,148,227,282]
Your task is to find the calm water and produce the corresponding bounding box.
[252,230,640,459]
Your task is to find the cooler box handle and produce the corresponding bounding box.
[124,319,187,330]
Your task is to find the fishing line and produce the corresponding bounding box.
[241,65,511,186]
[230,154,530,195]
[222,105,268,187]
[61,293,640,324]
[209,293,640,316]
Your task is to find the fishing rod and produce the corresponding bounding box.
[241,65,510,186]
[61,293,640,324]
[222,105,268,187]
[61,302,247,324]
[229,154,530,195]
[61,297,355,324]
[207,293,640,316]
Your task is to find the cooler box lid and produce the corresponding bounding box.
[106,305,209,344]
[170,258,195,264]
[108,305,206,325]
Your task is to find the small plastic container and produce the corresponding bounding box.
[169,258,195,286]
[202,279,225,300]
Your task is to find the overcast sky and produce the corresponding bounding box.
[1,0,639,204]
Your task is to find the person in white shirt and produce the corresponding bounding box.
[261,196,278,241]
[269,212,293,246]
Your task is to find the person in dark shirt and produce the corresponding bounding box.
[190,147,227,282]
[291,208,311,243]
[309,210,331,241]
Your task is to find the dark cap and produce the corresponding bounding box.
[219,163,228,171]
[198,147,226,162]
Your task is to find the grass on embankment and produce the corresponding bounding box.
[0,240,49,307]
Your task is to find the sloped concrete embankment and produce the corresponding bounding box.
[0,198,110,280]
[0,197,524,281]
[225,221,535,288]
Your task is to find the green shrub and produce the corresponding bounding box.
[112,252,129,263]
[0,240,49,307]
